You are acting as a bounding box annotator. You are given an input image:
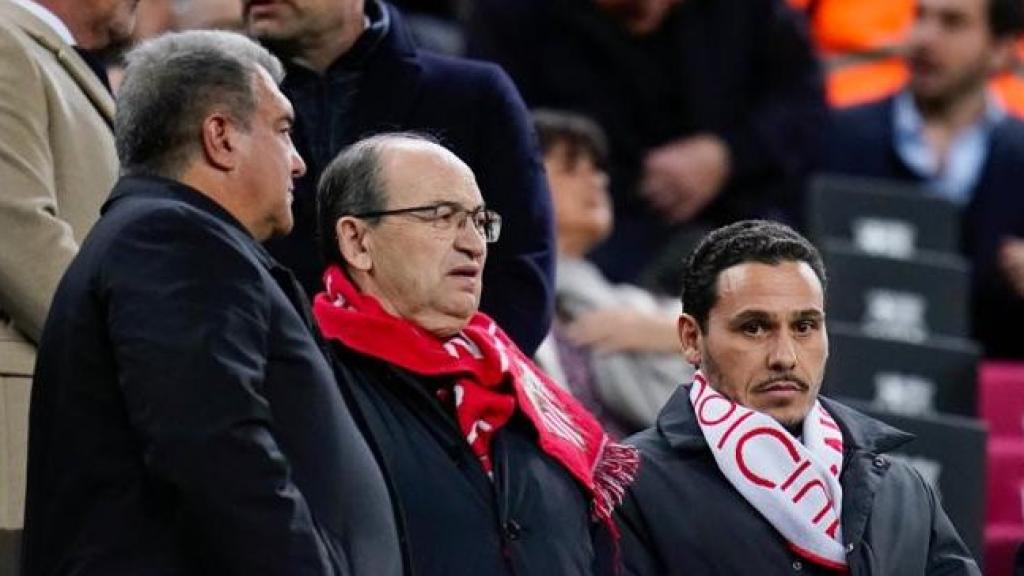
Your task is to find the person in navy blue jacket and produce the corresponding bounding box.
[466,0,826,284]
[823,0,1024,358]
[245,0,555,355]
[21,31,400,575]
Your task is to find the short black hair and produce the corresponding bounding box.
[316,132,440,267]
[682,220,827,331]
[532,109,609,167]
[989,0,1024,38]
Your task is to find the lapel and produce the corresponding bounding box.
[348,3,423,141]
[0,0,115,127]
[819,397,914,549]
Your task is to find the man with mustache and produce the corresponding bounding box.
[823,0,1024,359]
[615,220,978,575]
[242,0,555,356]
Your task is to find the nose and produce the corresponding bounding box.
[454,214,487,258]
[766,333,798,372]
[290,144,306,178]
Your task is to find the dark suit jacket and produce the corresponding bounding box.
[267,1,555,355]
[823,96,1024,358]
[617,387,979,575]
[21,176,400,575]
[467,0,826,282]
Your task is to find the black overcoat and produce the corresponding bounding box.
[616,387,980,575]
[22,176,401,575]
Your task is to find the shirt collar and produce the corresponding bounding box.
[894,89,1006,138]
[9,0,76,45]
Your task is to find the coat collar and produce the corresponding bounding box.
[102,175,279,271]
[0,0,115,126]
[656,383,915,456]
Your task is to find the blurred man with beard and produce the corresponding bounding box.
[824,0,1024,359]
[243,0,556,356]
[615,220,978,575]
[0,0,137,568]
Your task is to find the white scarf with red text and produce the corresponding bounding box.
[689,371,848,571]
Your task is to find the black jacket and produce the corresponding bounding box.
[330,344,613,576]
[22,176,401,575]
[467,0,826,282]
[267,0,555,355]
[824,96,1024,359]
[616,386,979,575]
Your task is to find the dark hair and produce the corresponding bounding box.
[989,0,1024,38]
[532,109,609,167]
[116,30,283,178]
[316,132,440,267]
[682,220,827,331]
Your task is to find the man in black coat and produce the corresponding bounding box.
[21,31,400,575]
[823,0,1024,359]
[616,220,979,575]
[310,132,638,575]
[244,0,555,355]
[467,0,826,283]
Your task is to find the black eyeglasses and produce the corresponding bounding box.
[352,201,502,243]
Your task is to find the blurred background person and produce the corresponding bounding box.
[467,0,827,287]
[791,0,1024,115]
[533,109,691,438]
[823,0,1024,359]
[244,0,556,356]
[0,0,137,570]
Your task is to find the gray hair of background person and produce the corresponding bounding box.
[316,131,440,267]
[682,219,827,331]
[115,30,284,179]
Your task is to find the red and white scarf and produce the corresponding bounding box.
[689,371,848,571]
[313,265,639,523]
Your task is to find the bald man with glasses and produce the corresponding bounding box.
[309,132,638,576]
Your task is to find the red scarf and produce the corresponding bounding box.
[313,266,639,522]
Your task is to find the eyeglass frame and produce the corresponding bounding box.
[350,201,502,243]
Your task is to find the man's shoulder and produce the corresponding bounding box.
[830,97,894,134]
[412,49,516,96]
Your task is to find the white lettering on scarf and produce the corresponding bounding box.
[690,372,847,569]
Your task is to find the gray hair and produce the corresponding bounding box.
[317,132,440,267]
[115,30,284,178]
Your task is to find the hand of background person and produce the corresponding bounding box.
[641,134,731,223]
[565,308,681,354]
[999,237,1024,297]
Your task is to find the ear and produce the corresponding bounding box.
[336,216,373,272]
[678,313,703,367]
[199,112,238,172]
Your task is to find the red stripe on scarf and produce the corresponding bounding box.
[313,266,639,522]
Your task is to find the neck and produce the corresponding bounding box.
[558,233,599,260]
[293,5,366,73]
[914,86,989,135]
[38,0,102,48]
[178,165,260,240]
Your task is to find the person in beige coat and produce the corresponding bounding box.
[0,0,136,569]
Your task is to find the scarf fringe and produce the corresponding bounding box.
[590,440,641,522]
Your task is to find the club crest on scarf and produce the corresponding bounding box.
[689,371,848,571]
[313,265,639,523]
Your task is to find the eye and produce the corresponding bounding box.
[740,320,767,337]
[793,319,819,335]
[432,204,459,224]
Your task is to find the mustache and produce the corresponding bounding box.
[754,374,809,392]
